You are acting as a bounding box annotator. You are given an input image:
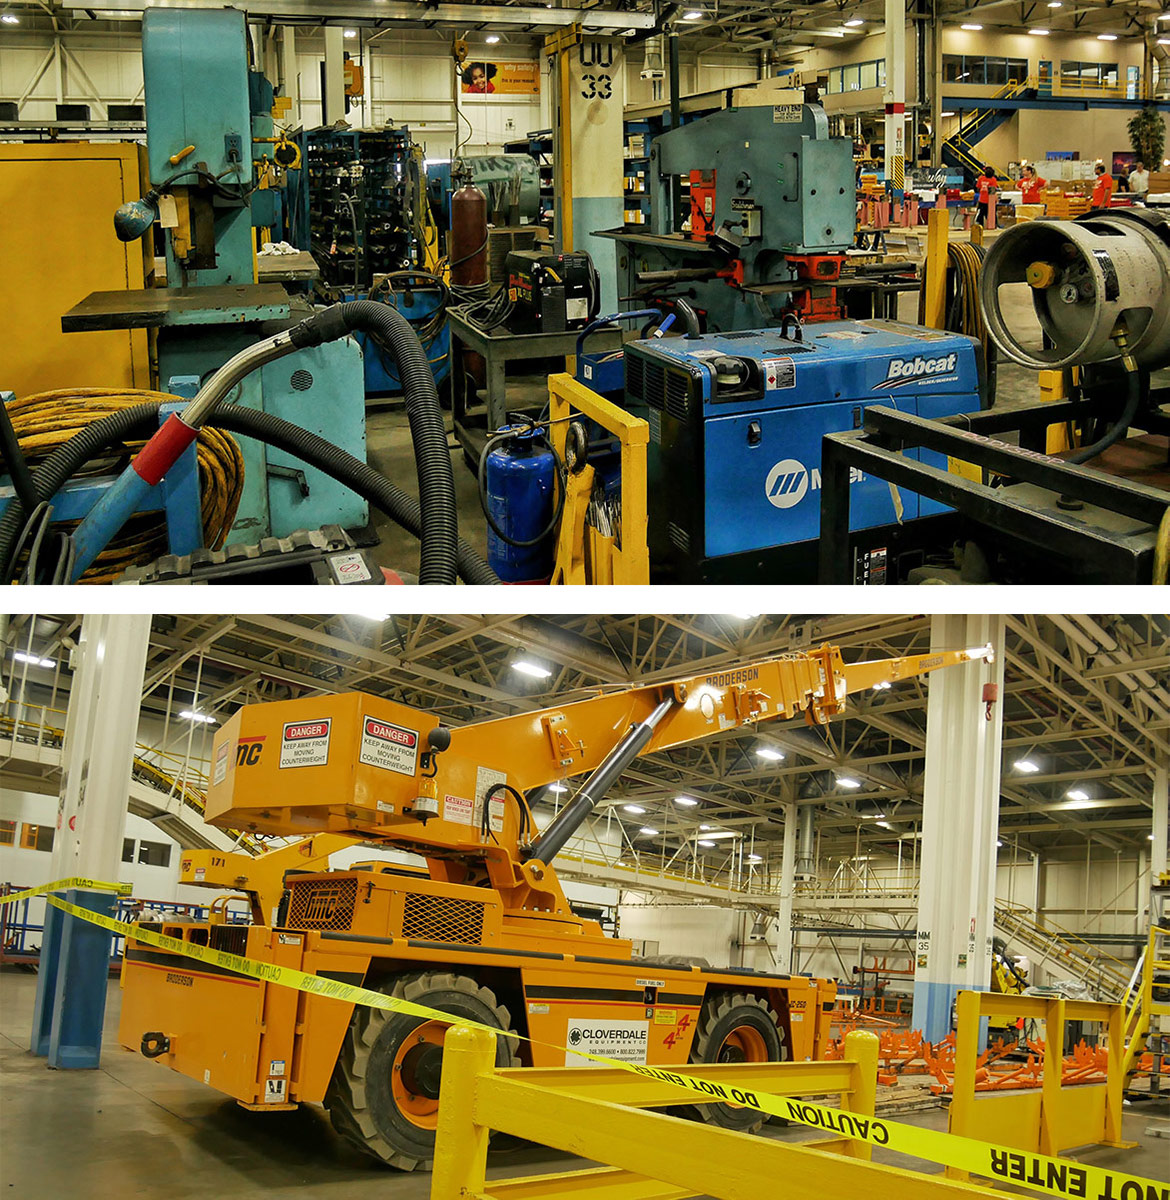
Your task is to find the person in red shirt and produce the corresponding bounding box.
[1018,163,1047,204]
[975,165,998,226]
[1091,163,1115,208]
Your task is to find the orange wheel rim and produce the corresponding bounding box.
[718,1024,769,1063]
[391,1019,447,1128]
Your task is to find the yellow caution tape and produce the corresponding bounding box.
[0,877,133,904]
[40,896,1170,1200]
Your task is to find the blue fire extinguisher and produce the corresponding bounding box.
[479,424,560,583]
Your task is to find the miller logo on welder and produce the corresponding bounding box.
[505,250,600,333]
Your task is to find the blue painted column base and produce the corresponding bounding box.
[30,889,116,1069]
[913,980,991,1045]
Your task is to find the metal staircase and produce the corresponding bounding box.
[941,77,1037,184]
[1122,878,1170,1095]
[993,902,1132,1002]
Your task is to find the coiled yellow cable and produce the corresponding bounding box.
[7,389,244,584]
[917,241,988,356]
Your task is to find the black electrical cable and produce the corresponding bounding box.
[0,398,38,515]
[481,782,530,845]
[1066,363,1142,465]
[475,420,566,549]
[448,234,489,271]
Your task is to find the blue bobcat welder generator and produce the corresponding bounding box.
[623,319,985,583]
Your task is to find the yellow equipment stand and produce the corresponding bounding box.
[0,143,153,396]
[947,989,1136,1176]
[432,1026,1000,1200]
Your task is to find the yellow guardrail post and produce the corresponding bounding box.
[840,1029,879,1160]
[432,1024,496,1200]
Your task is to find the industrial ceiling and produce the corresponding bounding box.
[4,614,1165,885]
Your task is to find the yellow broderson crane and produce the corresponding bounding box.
[121,641,991,1170]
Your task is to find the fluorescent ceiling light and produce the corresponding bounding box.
[1097,33,1117,40]
[1150,833,1157,841]
[1014,758,1041,773]
[179,710,216,724]
[13,651,55,667]
[1,12,18,22]
[728,612,760,620]
[1047,1,1061,5]
[698,839,717,848]
[875,821,893,830]
[674,795,699,807]
[960,23,982,30]
[996,840,1004,847]
[1029,28,1050,35]
[941,110,956,117]
[1067,788,1090,802]
[639,826,660,836]
[756,746,784,761]
[548,783,568,794]
[747,853,763,862]
[1161,12,1170,18]
[512,659,552,679]
[1159,37,1170,44]
[350,612,390,622]
[485,33,500,43]
[622,804,646,814]
[343,28,357,38]
[872,681,891,691]
[844,18,864,26]
[697,830,740,840]
[965,644,993,661]
[837,776,862,789]
[683,9,703,18]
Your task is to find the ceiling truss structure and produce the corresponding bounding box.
[4,613,1165,883]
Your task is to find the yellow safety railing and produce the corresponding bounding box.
[948,990,1133,1171]
[548,372,649,585]
[430,1026,999,1200]
[1121,923,1170,1087]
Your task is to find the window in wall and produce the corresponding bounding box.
[825,58,885,94]
[137,841,171,868]
[19,824,55,852]
[1060,61,1119,89]
[944,55,1029,86]
[0,820,15,846]
[122,838,136,863]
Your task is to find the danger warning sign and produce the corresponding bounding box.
[280,719,332,769]
[359,716,419,776]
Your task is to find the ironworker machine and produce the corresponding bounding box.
[602,98,856,332]
[119,642,989,1169]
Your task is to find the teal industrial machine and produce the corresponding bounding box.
[66,6,368,541]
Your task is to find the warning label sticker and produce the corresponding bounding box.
[264,1078,287,1103]
[280,719,331,769]
[566,1019,650,1067]
[763,357,796,390]
[213,740,229,786]
[444,794,475,825]
[476,766,508,835]
[773,104,802,123]
[359,716,419,776]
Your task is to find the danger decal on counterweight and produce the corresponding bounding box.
[359,716,419,775]
[280,719,332,769]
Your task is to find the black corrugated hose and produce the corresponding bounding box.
[0,403,498,586]
[290,299,458,584]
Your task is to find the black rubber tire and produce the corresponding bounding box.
[324,971,518,1170]
[688,991,786,1132]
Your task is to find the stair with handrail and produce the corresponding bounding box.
[941,77,1037,184]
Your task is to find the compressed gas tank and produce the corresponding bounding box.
[451,181,488,287]
[484,426,556,583]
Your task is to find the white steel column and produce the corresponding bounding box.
[1153,762,1168,879]
[776,800,797,970]
[280,27,300,127]
[50,614,151,880]
[322,26,346,125]
[883,0,906,193]
[911,614,1005,1041]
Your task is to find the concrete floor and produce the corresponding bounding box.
[2,972,1167,1199]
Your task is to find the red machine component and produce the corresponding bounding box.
[689,169,717,240]
[785,253,845,283]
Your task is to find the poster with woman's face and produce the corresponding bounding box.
[459,61,540,94]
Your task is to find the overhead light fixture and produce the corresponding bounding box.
[727,612,760,620]
[512,659,552,679]
[1029,28,1050,35]
[965,644,994,661]
[872,681,891,691]
[622,804,646,815]
[695,830,740,840]
[1150,834,1157,841]
[674,795,699,807]
[1158,37,1170,43]
[1067,788,1090,802]
[1047,1,1061,5]
[548,783,568,794]
[844,18,864,26]
[941,110,956,117]
[700,824,712,831]
[343,28,357,38]
[1161,12,1170,18]
[756,746,784,761]
[350,612,390,622]
[837,776,862,789]
[747,853,763,862]
[1014,758,1041,773]
[485,33,500,43]
[875,821,893,830]
[12,651,55,667]
[683,9,703,18]
[872,813,887,821]
[698,839,717,848]
[179,710,216,724]
[1,12,18,22]
[1097,33,1117,40]
[960,23,982,30]
[639,826,660,836]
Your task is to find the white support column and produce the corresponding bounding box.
[322,26,347,126]
[51,614,152,880]
[1153,762,1168,880]
[280,27,300,126]
[883,0,906,194]
[776,800,797,971]
[911,614,1005,1042]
